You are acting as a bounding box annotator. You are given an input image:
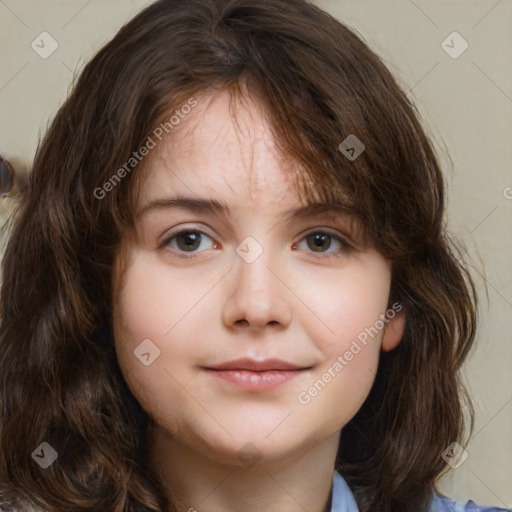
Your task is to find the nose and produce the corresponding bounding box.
[221,249,293,331]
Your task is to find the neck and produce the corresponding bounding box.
[147,423,340,512]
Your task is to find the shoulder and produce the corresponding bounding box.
[427,493,511,512]
[332,471,510,512]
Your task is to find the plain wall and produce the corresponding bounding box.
[0,0,510,508]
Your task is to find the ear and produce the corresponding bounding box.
[381,311,405,352]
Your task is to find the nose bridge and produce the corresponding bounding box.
[222,237,292,330]
[239,249,274,304]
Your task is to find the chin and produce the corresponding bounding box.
[202,429,311,468]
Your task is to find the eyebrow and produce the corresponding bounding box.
[135,195,354,224]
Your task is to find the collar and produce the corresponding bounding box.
[330,471,359,512]
[328,472,490,512]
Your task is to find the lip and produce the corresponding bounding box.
[205,357,308,371]
[203,368,306,392]
[202,358,311,392]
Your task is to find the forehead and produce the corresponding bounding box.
[139,89,302,209]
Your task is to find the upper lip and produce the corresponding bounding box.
[205,358,309,371]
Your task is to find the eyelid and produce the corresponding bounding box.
[160,224,352,242]
[160,223,215,243]
[298,226,354,246]
[161,227,214,243]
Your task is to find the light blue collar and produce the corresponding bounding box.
[329,471,509,512]
[331,471,359,512]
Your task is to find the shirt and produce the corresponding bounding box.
[330,471,512,512]
[1,472,509,511]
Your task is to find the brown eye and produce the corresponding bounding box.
[162,229,215,255]
[176,231,201,251]
[294,230,352,259]
[306,233,333,252]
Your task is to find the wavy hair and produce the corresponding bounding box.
[0,0,477,511]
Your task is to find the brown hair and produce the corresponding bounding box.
[0,0,477,511]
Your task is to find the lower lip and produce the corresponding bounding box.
[203,368,303,392]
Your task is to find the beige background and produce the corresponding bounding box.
[0,0,510,508]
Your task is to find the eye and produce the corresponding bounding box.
[294,230,352,259]
[160,227,353,260]
[161,229,217,257]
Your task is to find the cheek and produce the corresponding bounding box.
[297,255,392,353]
[112,251,224,411]
[113,250,211,355]
[293,256,391,412]
[112,255,203,431]
[112,252,193,392]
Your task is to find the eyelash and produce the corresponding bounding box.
[160,228,353,260]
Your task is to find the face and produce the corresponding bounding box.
[112,90,404,467]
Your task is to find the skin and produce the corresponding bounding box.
[112,89,405,512]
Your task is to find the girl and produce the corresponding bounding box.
[0,0,508,511]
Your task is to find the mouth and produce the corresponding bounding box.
[205,357,310,372]
[202,358,313,392]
